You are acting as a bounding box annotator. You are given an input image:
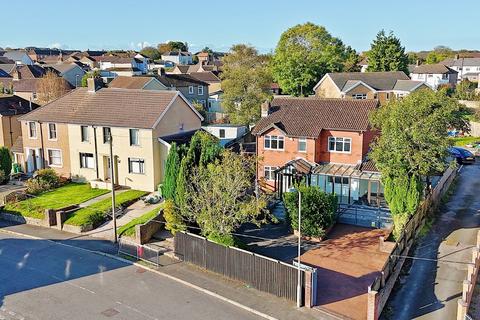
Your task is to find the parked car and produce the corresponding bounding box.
[448,147,476,164]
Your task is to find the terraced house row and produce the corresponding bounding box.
[15,78,203,192]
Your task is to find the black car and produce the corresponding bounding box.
[448,147,476,164]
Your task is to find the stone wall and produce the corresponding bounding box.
[135,209,164,244]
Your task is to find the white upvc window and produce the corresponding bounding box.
[48,123,57,140]
[264,135,284,150]
[219,129,225,138]
[328,137,352,153]
[47,149,62,167]
[129,129,140,146]
[79,152,95,169]
[188,86,194,94]
[128,158,145,174]
[352,93,367,100]
[198,85,204,95]
[81,126,89,142]
[264,166,278,181]
[28,122,37,138]
[298,138,307,152]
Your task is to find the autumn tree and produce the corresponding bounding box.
[370,89,469,237]
[221,44,272,125]
[366,30,409,74]
[140,46,161,60]
[271,22,359,96]
[37,71,70,104]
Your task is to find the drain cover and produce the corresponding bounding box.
[101,308,119,317]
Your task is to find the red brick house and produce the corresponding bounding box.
[252,97,386,209]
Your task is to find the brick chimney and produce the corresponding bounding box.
[261,100,271,118]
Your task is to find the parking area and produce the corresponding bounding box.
[301,224,393,320]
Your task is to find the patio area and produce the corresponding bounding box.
[300,224,394,320]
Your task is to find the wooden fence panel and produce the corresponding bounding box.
[174,231,304,303]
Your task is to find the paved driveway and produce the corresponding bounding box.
[301,224,392,320]
[383,162,480,319]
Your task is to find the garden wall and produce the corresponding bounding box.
[367,166,458,320]
[457,231,480,320]
[134,210,164,244]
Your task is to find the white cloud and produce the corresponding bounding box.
[48,42,70,49]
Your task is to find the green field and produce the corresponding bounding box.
[64,190,148,227]
[3,183,109,219]
[118,203,164,237]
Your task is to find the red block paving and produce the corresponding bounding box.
[301,224,393,320]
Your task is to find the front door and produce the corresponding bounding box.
[104,156,111,181]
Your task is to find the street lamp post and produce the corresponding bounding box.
[109,131,117,243]
[297,189,302,308]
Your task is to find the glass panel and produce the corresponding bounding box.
[336,140,344,152]
[271,139,277,149]
[344,139,351,152]
[264,137,270,149]
[329,138,335,151]
[326,176,333,193]
[278,137,284,149]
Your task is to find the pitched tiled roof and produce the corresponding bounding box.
[251,97,378,137]
[442,58,480,67]
[20,87,183,129]
[0,78,39,92]
[11,136,23,154]
[44,63,80,74]
[0,95,39,115]
[93,56,133,64]
[188,71,220,83]
[157,74,208,88]
[2,50,29,62]
[13,65,48,79]
[109,76,157,89]
[412,64,457,74]
[322,71,410,91]
[174,65,190,73]
[0,64,15,74]
[393,80,425,91]
[0,57,13,64]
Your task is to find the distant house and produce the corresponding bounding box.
[161,51,193,65]
[270,83,282,95]
[313,71,429,105]
[441,57,480,82]
[189,71,221,93]
[45,63,86,87]
[202,124,247,146]
[158,74,209,106]
[410,64,458,90]
[0,96,39,151]
[94,56,148,79]
[108,76,167,90]
[18,79,203,191]
[1,50,34,65]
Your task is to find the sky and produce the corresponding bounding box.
[3,0,480,54]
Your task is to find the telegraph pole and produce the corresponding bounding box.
[109,131,117,243]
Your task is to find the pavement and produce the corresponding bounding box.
[301,224,393,320]
[0,220,336,320]
[383,162,480,320]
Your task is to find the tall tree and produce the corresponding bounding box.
[186,150,268,244]
[37,71,70,105]
[366,30,409,74]
[425,46,454,64]
[221,44,272,125]
[161,143,181,199]
[157,43,173,55]
[140,46,161,60]
[271,22,359,96]
[370,89,469,237]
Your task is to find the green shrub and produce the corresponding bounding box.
[283,185,337,238]
[208,233,235,247]
[164,199,185,235]
[26,168,61,195]
[0,147,12,183]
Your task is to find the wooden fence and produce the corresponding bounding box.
[174,231,315,306]
[367,167,458,320]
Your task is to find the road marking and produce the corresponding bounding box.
[115,301,159,320]
[0,228,278,320]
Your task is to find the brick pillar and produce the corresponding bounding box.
[304,271,312,308]
[367,289,379,320]
[55,211,64,230]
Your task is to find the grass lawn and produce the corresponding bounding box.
[3,183,109,219]
[450,136,480,147]
[64,189,148,227]
[118,203,164,237]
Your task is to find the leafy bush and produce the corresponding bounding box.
[0,147,11,183]
[26,168,61,195]
[164,199,185,235]
[283,185,337,238]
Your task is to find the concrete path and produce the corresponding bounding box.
[85,199,164,240]
[383,162,480,320]
[77,189,128,208]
